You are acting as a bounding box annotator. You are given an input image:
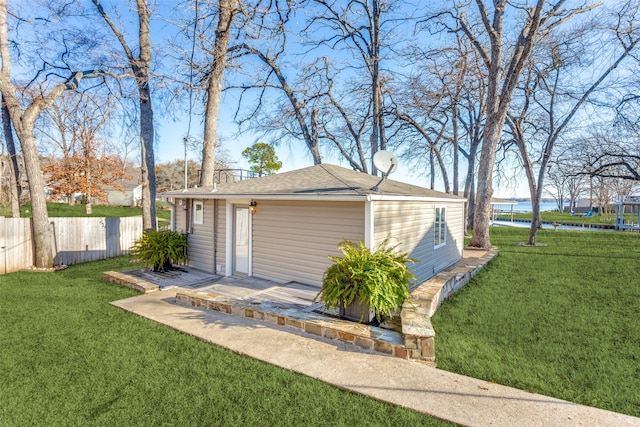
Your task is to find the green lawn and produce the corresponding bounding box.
[496,211,625,225]
[3,227,638,423]
[0,202,171,224]
[0,257,449,426]
[432,227,640,417]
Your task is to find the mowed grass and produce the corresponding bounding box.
[0,202,171,223]
[496,211,628,225]
[0,257,449,427]
[432,227,640,417]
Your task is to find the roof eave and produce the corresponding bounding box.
[163,191,466,203]
[366,194,467,203]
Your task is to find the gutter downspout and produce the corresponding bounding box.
[364,199,375,250]
[167,198,176,231]
[213,199,217,272]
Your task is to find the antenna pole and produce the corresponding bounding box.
[370,161,395,192]
[184,137,188,190]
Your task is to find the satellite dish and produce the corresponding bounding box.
[373,150,398,175]
[371,150,399,191]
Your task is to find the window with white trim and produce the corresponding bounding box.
[434,206,446,248]
[193,201,204,225]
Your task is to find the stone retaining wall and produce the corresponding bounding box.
[105,249,498,364]
[399,249,498,363]
[174,290,414,362]
[103,271,159,294]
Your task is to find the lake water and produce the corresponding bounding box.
[497,201,562,213]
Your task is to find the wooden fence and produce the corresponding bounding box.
[0,216,143,274]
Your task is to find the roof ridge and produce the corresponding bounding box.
[319,164,367,195]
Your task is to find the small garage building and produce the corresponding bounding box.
[164,164,466,288]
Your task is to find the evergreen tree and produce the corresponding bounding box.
[241,143,282,177]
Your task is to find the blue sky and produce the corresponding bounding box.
[144,1,531,199]
[10,0,533,199]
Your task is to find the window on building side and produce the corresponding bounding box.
[194,201,204,225]
[434,207,446,248]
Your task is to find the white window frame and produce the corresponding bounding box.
[434,206,446,249]
[193,200,204,225]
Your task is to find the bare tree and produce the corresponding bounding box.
[576,130,640,182]
[37,91,83,159]
[40,92,115,213]
[391,21,487,228]
[391,103,452,192]
[319,64,372,172]
[391,36,486,194]
[196,0,240,187]
[232,43,324,165]
[455,1,599,249]
[305,0,401,174]
[225,1,327,165]
[585,152,640,181]
[156,159,200,192]
[92,0,157,230]
[545,158,586,213]
[506,2,639,245]
[0,1,105,267]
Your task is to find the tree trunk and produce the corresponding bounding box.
[0,0,55,267]
[369,0,381,175]
[528,189,542,245]
[433,143,451,193]
[139,83,156,230]
[309,109,323,165]
[470,118,503,249]
[200,0,238,187]
[93,0,157,230]
[463,134,480,232]
[85,159,92,214]
[2,95,20,217]
[465,176,475,232]
[136,0,156,231]
[7,158,19,216]
[18,130,54,267]
[452,105,459,195]
[466,0,553,248]
[510,119,541,244]
[429,147,435,190]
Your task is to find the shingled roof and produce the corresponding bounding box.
[164,163,463,201]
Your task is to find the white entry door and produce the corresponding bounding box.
[233,206,250,276]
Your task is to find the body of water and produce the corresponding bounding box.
[497,201,562,213]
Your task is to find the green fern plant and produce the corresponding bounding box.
[315,239,416,322]
[131,230,188,272]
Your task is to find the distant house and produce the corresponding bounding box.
[163,164,466,288]
[105,178,142,207]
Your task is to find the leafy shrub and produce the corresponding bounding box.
[315,239,416,322]
[131,230,188,272]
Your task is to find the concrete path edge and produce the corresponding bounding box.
[111,290,640,427]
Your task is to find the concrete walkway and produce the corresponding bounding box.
[112,290,640,427]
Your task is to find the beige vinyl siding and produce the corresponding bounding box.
[188,199,215,272]
[173,200,188,233]
[438,202,465,269]
[252,200,364,287]
[373,201,464,283]
[214,200,226,275]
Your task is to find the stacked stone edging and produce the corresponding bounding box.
[103,271,159,294]
[104,249,497,364]
[174,290,417,362]
[399,249,499,363]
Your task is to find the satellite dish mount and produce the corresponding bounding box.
[371,150,398,192]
